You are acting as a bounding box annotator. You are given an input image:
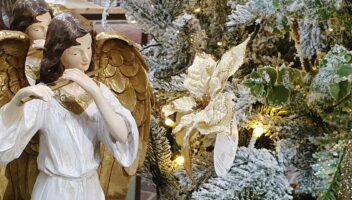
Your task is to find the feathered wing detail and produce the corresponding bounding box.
[0,30,29,106]
[0,30,33,200]
[95,32,152,199]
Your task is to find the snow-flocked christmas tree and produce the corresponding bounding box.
[104,1,352,199]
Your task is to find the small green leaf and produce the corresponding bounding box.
[338,81,350,101]
[251,84,267,98]
[258,67,277,84]
[328,81,351,101]
[249,71,262,79]
[344,54,352,62]
[329,83,340,101]
[267,85,290,105]
[243,79,255,88]
[337,64,352,77]
[277,68,304,87]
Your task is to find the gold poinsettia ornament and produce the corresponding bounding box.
[162,37,250,177]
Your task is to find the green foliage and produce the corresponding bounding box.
[308,45,352,130]
[327,64,352,102]
[311,135,346,200]
[144,120,181,198]
[243,66,305,106]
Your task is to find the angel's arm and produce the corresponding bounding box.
[62,69,129,142]
[2,85,53,127]
[63,69,139,166]
[0,85,53,165]
[91,90,129,142]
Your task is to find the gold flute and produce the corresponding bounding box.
[20,68,104,104]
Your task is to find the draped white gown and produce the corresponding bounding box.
[0,83,139,200]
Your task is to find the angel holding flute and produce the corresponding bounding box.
[0,12,143,199]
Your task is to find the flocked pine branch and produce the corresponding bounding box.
[192,147,292,200]
[121,0,184,37]
[298,18,325,58]
[119,1,204,78]
[228,83,256,126]
[188,0,243,59]
[149,14,203,78]
[150,74,187,92]
[311,135,346,200]
[143,119,180,197]
[227,0,344,58]
[227,0,276,27]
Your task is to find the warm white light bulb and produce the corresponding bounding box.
[253,125,264,138]
[217,41,223,46]
[164,118,175,128]
[194,8,201,13]
[175,156,185,166]
[249,123,266,148]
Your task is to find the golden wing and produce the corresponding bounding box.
[95,32,152,199]
[0,30,29,106]
[0,30,34,200]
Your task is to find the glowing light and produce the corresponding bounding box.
[253,123,264,138]
[328,28,333,32]
[217,41,223,46]
[130,20,137,24]
[175,155,185,166]
[165,118,175,128]
[248,122,267,148]
[253,126,264,138]
[194,8,201,13]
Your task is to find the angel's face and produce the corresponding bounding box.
[25,12,51,42]
[60,33,92,72]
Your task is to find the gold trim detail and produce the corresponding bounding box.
[53,81,100,115]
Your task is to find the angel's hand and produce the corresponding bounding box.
[2,85,53,127]
[62,68,100,95]
[14,84,54,105]
[31,39,46,49]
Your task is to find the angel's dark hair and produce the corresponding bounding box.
[38,12,96,84]
[10,0,52,32]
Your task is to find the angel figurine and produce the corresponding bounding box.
[1,3,150,199]
[0,11,151,199]
[9,0,56,86]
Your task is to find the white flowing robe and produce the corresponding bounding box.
[0,83,139,200]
